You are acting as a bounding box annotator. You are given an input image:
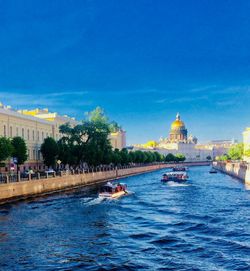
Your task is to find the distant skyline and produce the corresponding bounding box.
[0,0,250,144]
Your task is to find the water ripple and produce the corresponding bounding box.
[0,166,249,270]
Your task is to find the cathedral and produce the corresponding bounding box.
[159,113,197,147]
[134,113,212,162]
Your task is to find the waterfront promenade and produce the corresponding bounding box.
[213,161,250,184]
[0,162,210,204]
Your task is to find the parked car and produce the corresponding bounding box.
[45,169,55,175]
[21,169,35,178]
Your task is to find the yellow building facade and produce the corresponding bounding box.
[109,130,126,150]
[0,105,126,171]
[0,106,77,172]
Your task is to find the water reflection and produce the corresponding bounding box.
[0,166,249,270]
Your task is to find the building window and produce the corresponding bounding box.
[33,130,35,141]
[38,150,41,160]
[42,132,44,141]
[3,125,6,137]
[28,149,30,159]
[22,128,24,138]
[16,127,18,136]
[37,131,39,141]
[10,126,12,137]
[27,129,30,140]
[33,149,36,160]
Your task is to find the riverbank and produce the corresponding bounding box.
[0,161,210,204]
[213,161,250,184]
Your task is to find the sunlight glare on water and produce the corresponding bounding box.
[0,166,249,271]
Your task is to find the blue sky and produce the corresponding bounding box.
[0,0,250,144]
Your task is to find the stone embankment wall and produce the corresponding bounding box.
[0,162,210,204]
[213,161,250,184]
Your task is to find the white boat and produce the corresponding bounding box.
[99,182,128,198]
[161,171,188,182]
[172,166,189,172]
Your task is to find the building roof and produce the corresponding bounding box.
[171,113,186,129]
[0,107,53,125]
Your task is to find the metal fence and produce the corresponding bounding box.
[0,163,163,185]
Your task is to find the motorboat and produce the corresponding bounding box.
[99,182,128,198]
[172,166,188,172]
[161,171,188,182]
[209,168,218,174]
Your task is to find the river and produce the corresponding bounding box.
[0,166,249,270]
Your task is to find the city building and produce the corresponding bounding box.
[109,130,126,150]
[134,113,212,161]
[0,105,54,171]
[243,127,250,162]
[18,108,78,141]
[0,103,126,171]
[197,139,237,158]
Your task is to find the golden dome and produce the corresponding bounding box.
[170,113,185,129]
[171,119,185,129]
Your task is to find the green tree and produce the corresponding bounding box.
[57,138,76,168]
[0,137,13,164]
[165,153,176,162]
[120,148,129,165]
[134,150,146,163]
[144,151,154,163]
[128,151,135,163]
[86,106,108,124]
[154,151,162,162]
[59,109,113,167]
[216,154,229,161]
[41,137,58,168]
[112,148,122,165]
[175,153,186,162]
[11,137,28,171]
[244,148,250,158]
[109,121,122,133]
[228,143,244,160]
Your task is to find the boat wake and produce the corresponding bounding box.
[80,196,105,206]
[125,190,135,196]
[167,181,190,187]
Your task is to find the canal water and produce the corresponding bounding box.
[0,166,249,270]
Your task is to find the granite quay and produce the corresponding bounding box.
[213,161,250,184]
[0,162,210,204]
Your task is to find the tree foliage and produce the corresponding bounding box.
[175,153,186,162]
[216,154,229,161]
[0,137,13,163]
[41,137,58,168]
[40,107,187,169]
[244,148,250,158]
[228,143,244,160]
[165,153,176,162]
[11,137,28,167]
